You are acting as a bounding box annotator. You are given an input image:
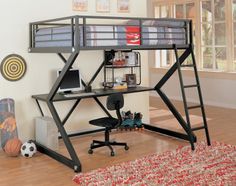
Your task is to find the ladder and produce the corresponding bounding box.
[174,44,211,146]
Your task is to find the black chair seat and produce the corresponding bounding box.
[89,117,118,128]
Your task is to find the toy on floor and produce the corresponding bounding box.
[119,110,144,131]
[133,112,144,130]
[120,110,134,130]
[0,98,18,149]
[21,140,37,158]
[4,138,22,157]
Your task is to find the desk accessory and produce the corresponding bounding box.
[126,74,136,88]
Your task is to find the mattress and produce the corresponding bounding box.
[34,21,187,48]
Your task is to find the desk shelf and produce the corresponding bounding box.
[103,50,141,88]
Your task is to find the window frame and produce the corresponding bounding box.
[149,0,236,74]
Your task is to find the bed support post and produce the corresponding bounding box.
[87,60,106,89]
[44,51,82,172]
[47,101,81,172]
[57,53,87,87]
[56,52,111,117]
[156,89,196,150]
[154,45,196,150]
[48,52,79,100]
[155,48,191,89]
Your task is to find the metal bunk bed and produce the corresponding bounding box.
[29,15,211,172]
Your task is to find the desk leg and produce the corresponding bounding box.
[47,101,81,172]
[93,97,112,117]
[35,99,44,117]
[62,99,81,126]
[34,141,79,171]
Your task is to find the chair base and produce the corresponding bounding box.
[88,139,129,156]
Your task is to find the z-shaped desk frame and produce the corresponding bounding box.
[32,45,211,172]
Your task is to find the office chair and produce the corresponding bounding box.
[88,93,129,156]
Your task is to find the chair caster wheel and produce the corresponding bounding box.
[124,145,129,150]
[111,151,115,156]
[88,149,93,154]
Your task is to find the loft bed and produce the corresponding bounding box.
[29,15,211,172]
[29,15,191,53]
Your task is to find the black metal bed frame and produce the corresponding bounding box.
[29,15,211,172]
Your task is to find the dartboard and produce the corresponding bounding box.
[0,54,27,81]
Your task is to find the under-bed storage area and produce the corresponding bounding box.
[29,15,191,52]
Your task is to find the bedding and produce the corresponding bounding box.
[34,21,187,48]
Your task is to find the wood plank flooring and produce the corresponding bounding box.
[0,96,235,186]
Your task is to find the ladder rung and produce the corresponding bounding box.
[183,84,199,88]
[181,64,195,67]
[192,126,205,131]
[187,105,202,110]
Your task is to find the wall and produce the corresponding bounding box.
[0,0,148,142]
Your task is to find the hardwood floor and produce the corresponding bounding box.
[0,96,235,186]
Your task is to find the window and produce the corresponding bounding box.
[154,2,196,68]
[201,0,226,71]
[153,0,236,73]
[154,5,172,68]
[233,0,236,70]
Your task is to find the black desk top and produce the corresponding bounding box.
[32,86,154,102]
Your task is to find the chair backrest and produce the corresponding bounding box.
[106,93,124,126]
[106,93,124,110]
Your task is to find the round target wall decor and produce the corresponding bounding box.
[0,54,27,81]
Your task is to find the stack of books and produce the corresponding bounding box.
[112,83,127,89]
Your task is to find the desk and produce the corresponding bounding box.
[33,86,164,171]
[32,86,154,101]
[32,86,196,172]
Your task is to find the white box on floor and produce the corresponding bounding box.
[35,116,59,151]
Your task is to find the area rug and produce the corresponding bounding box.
[73,141,236,185]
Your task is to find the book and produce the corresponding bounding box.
[112,83,128,90]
